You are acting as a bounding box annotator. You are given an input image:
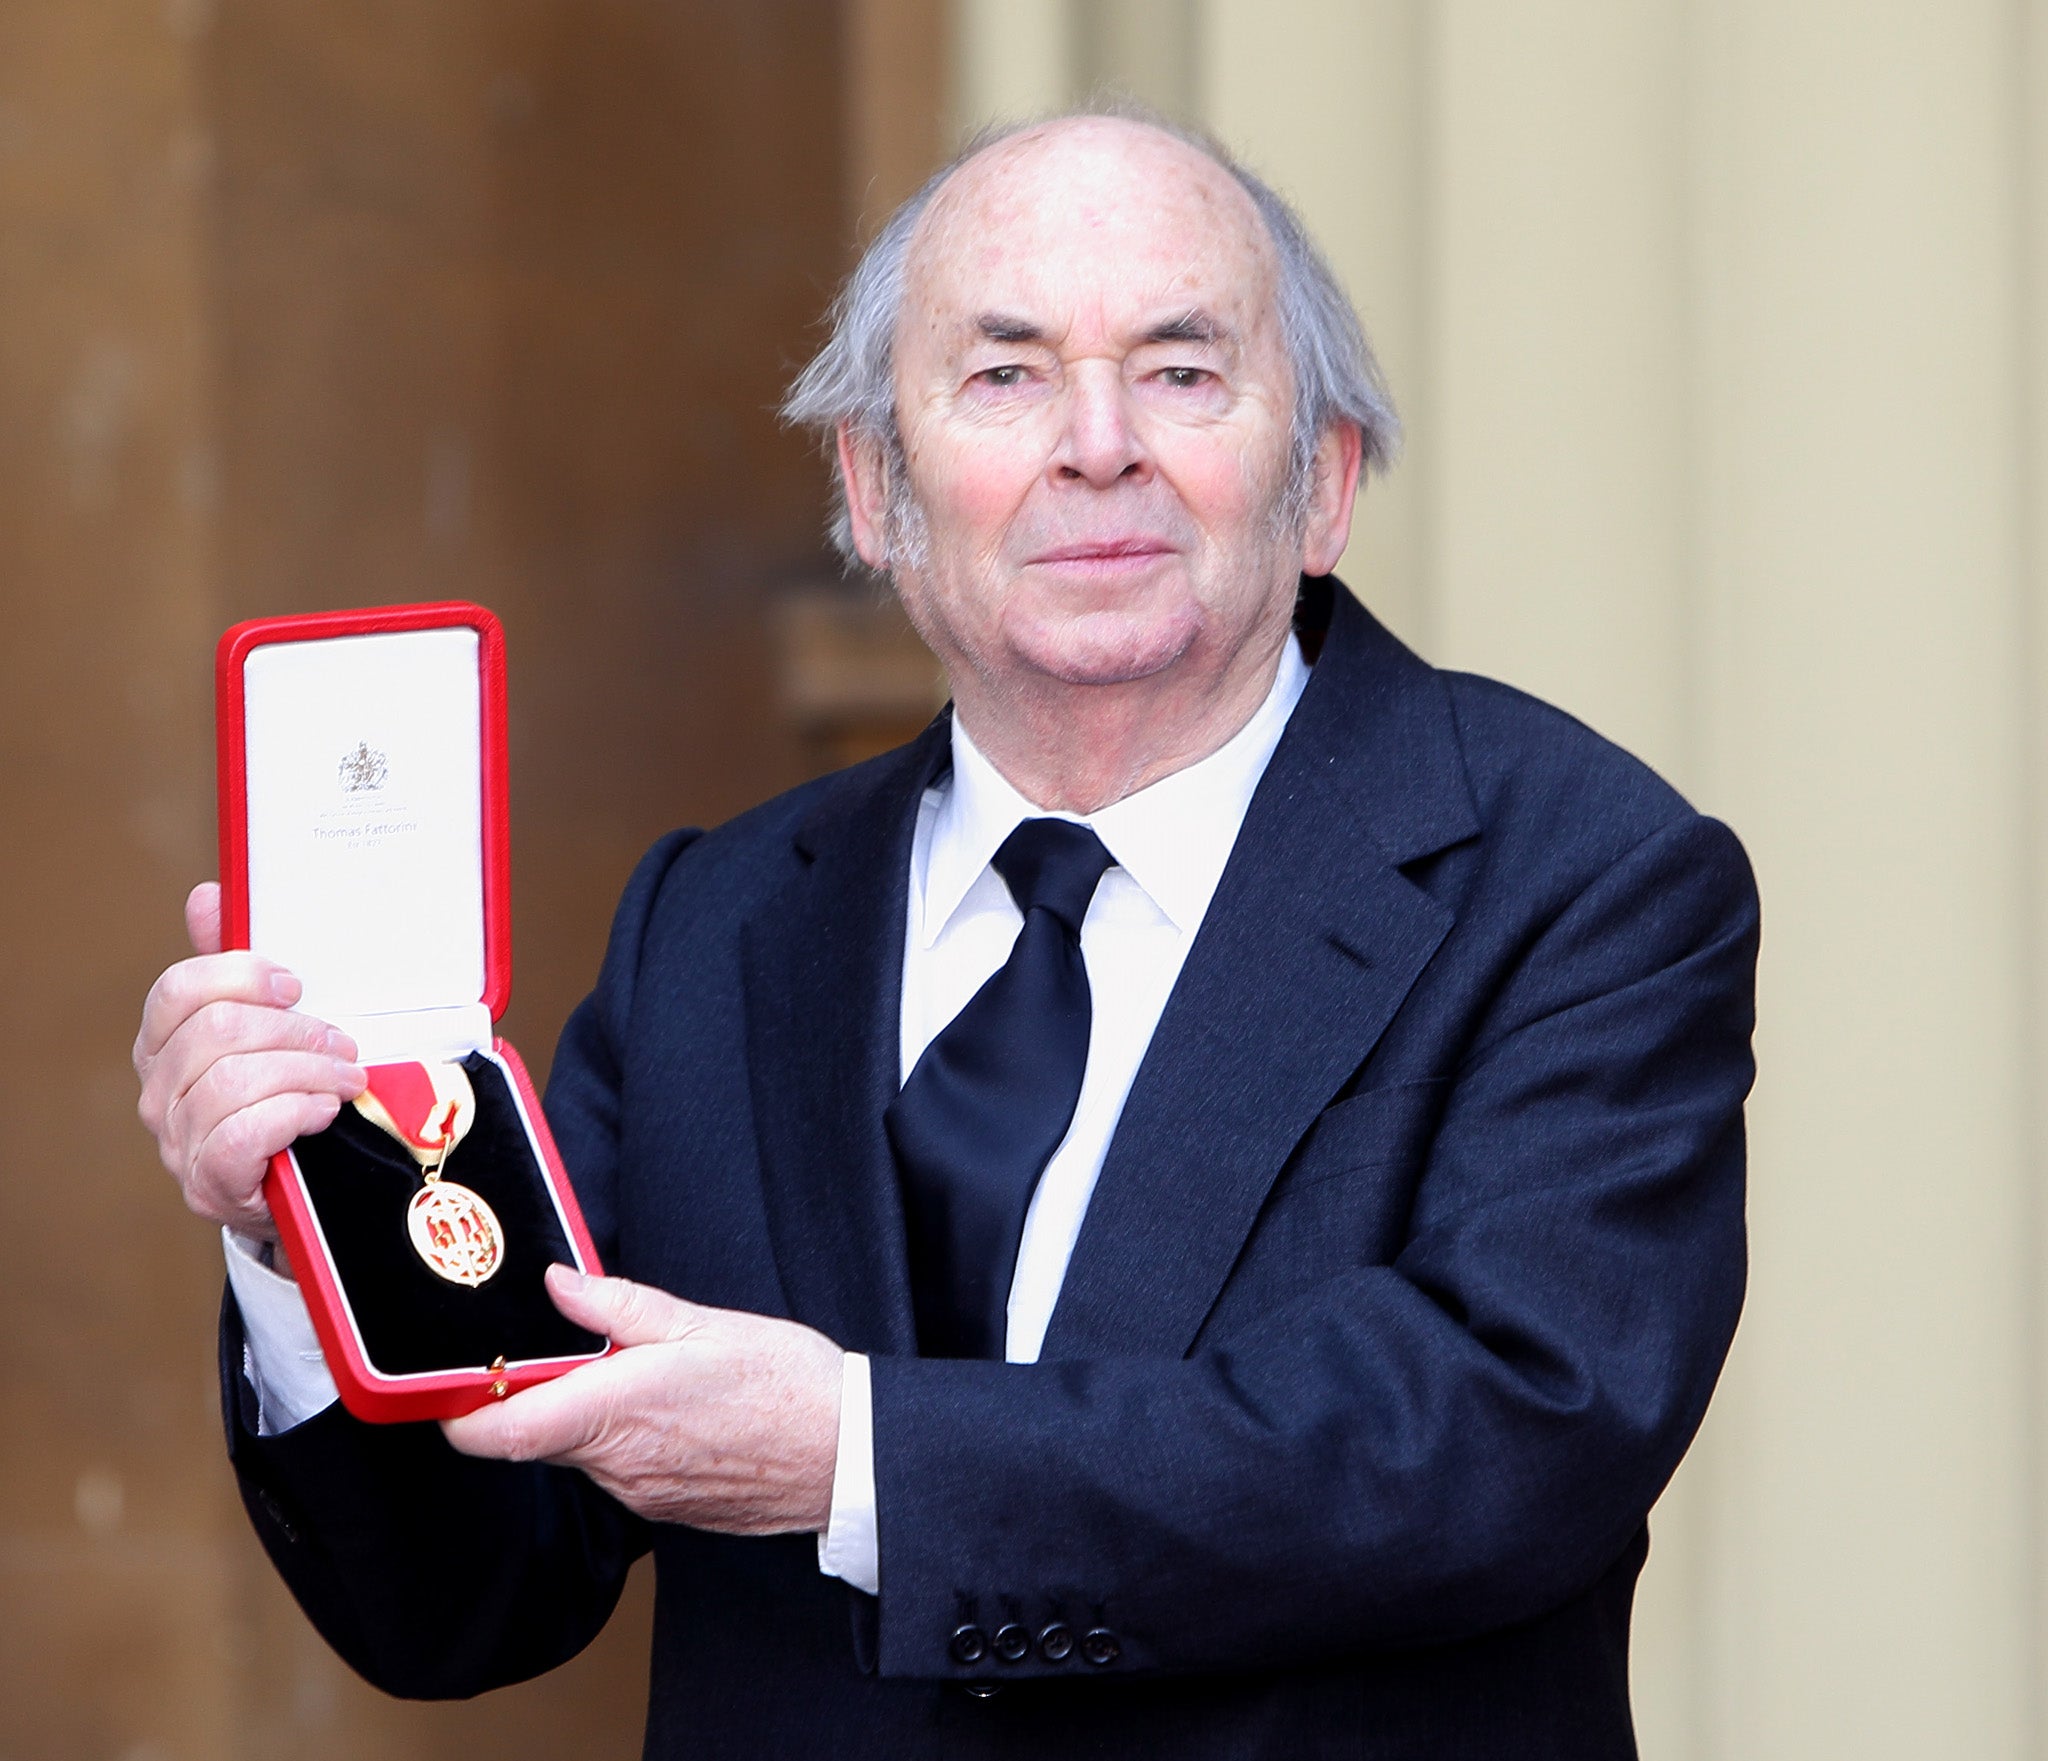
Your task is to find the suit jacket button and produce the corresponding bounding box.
[992,1622,1030,1663]
[1081,1626,1121,1667]
[949,1624,988,1666]
[255,1489,297,1544]
[1037,1622,1074,1663]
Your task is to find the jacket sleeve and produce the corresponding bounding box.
[867,813,1759,1681]
[223,828,701,1698]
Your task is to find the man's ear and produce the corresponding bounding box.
[835,422,892,571]
[1299,422,1364,577]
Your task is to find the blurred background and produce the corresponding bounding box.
[3,1,2042,1756]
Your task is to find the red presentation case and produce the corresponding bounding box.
[216,601,610,1422]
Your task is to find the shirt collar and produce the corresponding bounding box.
[918,635,1311,945]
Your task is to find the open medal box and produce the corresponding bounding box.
[217,602,610,1422]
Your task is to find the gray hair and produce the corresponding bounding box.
[781,107,1400,568]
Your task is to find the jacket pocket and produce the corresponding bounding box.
[1217,1082,1452,1308]
[1280,1078,1448,1192]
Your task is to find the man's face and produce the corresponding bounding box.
[841,120,1356,712]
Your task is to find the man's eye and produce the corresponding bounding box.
[1159,367,1212,389]
[978,365,1028,388]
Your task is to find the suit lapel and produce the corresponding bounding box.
[739,720,950,1358]
[1041,582,1478,1359]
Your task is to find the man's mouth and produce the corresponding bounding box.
[1027,539,1177,569]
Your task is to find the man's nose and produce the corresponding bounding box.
[1052,365,1149,488]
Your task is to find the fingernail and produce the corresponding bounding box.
[322,1027,358,1060]
[336,1065,366,1097]
[267,970,302,1006]
[550,1264,589,1295]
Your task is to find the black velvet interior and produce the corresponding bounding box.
[290,1051,604,1377]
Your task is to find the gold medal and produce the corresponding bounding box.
[354,1061,504,1288]
[404,1179,505,1288]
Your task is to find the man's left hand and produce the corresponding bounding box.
[443,1266,843,1536]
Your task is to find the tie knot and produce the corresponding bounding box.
[991,818,1114,933]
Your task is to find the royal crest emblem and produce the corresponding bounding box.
[338,740,389,794]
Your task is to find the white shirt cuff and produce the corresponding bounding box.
[222,1229,340,1436]
[815,1350,879,1596]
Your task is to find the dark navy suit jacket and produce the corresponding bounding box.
[226,577,1758,1759]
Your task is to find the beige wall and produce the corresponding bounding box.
[955,3,2048,1754]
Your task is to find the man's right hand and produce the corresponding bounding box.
[134,881,366,1240]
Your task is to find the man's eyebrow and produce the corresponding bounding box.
[972,313,1047,344]
[963,310,1234,347]
[1146,310,1230,346]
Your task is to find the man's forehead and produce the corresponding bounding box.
[904,119,1277,340]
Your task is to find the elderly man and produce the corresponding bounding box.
[135,113,1757,1758]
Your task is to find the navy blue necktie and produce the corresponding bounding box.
[886,818,1115,1359]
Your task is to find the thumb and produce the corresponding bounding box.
[545,1264,703,1346]
[186,881,224,956]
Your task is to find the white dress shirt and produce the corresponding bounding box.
[229,637,1312,1600]
[817,635,1309,1594]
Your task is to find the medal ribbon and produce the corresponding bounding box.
[356,1061,475,1174]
